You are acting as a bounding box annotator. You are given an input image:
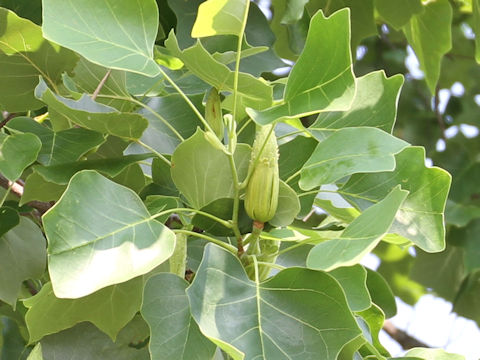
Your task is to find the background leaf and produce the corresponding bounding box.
[43,170,175,298]
[0,133,41,182]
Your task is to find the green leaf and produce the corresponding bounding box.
[142,273,216,360]
[453,270,480,329]
[445,200,480,227]
[299,127,409,190]
[0,133,41,182]
[310,71,404,137]
[247,9,355,125]
[42,0,160,77]
[33,153,153,185]
[375,0,424,30]
[268,180,301,227]
[356,304,389,356]
[192,0,247,37]
[0,207,19,238]
[43,170,176,298]
[365,269,397,318]
[35,79,148,139]
[307,186,408,271]
[144,195,179,223]
[23,278,143,342]
[37,318,150,360]
[460,219,480,273]
[473,0,480,63]
[21,172,66,205]
[171,130,250,209]
[340,147,451,252]
[6,117,105,166]
[402,0,452,94]
[188,243,361,360]
[329,265,371,312]
[165,32,273,112]
[0,8,78,111]
[278,135,317,181]
[404,348,465,360]
[0,217,46,306]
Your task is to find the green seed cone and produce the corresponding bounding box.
[205,87,224,140]
[244,124,279,223]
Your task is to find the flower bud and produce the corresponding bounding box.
[244,124,279,223]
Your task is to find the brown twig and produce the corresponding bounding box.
[91,69,112,101]
[0,173,52,214]
[383,320,430,349]
[0,112,17,129]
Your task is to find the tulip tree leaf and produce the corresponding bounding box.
[329,265,371,312]
[404,348,465,360]
[142,273,216,360]
[165,32,272,111]
[403,0,452,94]
[307,186,408,271]
[375,0,424,30]
[0,133,41,182]
[187,243,361,360]
[192,0,248,38]
[171,130,250,209]
[340,147,451,252]
[365,269,397,319]
[35,79,148,139]
[247,9,355,125]
[299,127,409,190]
[42,0,160,76]
[21,172,67,205]
[6,117,106,166]
[0,8,78,111]
[43,170,176,298]
[0,207,19,238]
[33,153,154,185]
[37,319,150,360]
[268,181,301,227]
[310,71,404,137]
[23,278,143,342]
[0,217,46,306]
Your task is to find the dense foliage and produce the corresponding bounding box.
[0,0,477,359]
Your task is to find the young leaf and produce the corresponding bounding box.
[299,127,408,190]
[43,170,176,298]
[42,0,160,76]
[187,243,361,360]
[142,273,216,360]
[307,186,408,271]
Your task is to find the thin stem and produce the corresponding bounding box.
[298,189,320,197]
[156,66,213,133]
[154,207,232,229]
[136,140,171,166]
[274,237,316,257]
[227,153,244,254]
[245,261,285,272]
[92,69,112,101]
[237,118,252,136]
[0,183,12,207]
[285,169,301,185]
[232,1,251,121]
[173,229,237,253]
[277,130,307,141]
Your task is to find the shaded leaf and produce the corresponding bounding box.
[6,117,105,166]
[329,265,371,312]
[341,147,451,252]
[42,0,160,76]
[0,207,19,237]
[187,243,361,360]
[142,273,216,360]
[43,170,175,298]
[35,79,147,139]
[365,269,397,318]
[24,278,143,342]
[299,127,408,190]
[268,181,300,227]
[21,172,66,205]
[247,9,355,125]
[0,217,46,306]
[171,130,250,209]
[375,0,424,30]
[0,133,41,182]
[0,8,77,111]
[307,186,408,271]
